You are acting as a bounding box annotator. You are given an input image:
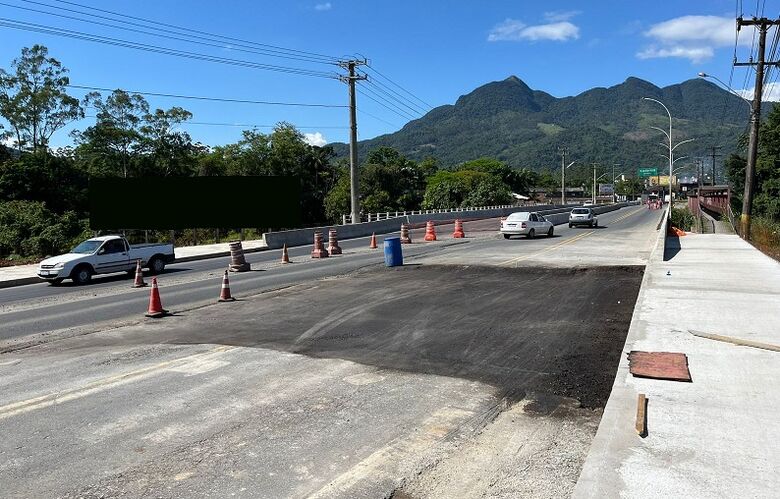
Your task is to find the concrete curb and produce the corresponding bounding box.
[0,276,42,289]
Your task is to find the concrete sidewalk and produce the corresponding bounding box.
[0,238,267,289]
[574,231,780,497]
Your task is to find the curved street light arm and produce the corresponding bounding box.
[698,73,753,109]
[672,138,696,151]
[650,126,670,141]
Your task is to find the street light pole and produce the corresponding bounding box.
[642,97,673,214]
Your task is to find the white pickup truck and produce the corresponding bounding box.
[37,235,175,285]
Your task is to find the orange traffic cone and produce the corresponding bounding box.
[281,244,290,263]
[400,224,412,244]
[369,232,378,249]
[218,270,236,302]
[424,221,437,241]
[145,277,169,318]
[452,219,465,238]
[132,259,147,288]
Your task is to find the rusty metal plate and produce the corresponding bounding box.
[628,351,692,382]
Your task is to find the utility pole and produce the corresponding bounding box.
[338,59,368,224]
[735,16,780,238]
[709,146,722,186]
[559,147,567,206]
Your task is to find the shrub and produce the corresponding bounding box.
[670,207,695,231]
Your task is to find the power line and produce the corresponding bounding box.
[5,0,336,65]
[80,114,347,130]
[0,17,339,78]
[364,64,434,110]
[364,76,429,115]
[358,108,399,128]
[43,0,340,63]
[365,79,426,117]
[67,84,348,108]
[359,85,417,121]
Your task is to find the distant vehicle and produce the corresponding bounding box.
[583,201,595,206]
[37,235,175,285]
[569,208,598,228]
[500,211,554,239]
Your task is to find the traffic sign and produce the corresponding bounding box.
[638,167,658,178]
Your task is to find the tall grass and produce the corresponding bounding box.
[751,217,780,261]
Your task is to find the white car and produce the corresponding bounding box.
[37,235,175,285]
[500,212,554,239]
[569,207,599,228]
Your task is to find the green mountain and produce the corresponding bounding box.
[332,76,755,172]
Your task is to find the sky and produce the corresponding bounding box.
[0,0,776,149]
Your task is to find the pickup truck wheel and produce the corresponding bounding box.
[503,234,510,240]
[547,227,554,237]
[71,265,92,285]
[149,256,165,275]
[527,229,535,239]
[568,223,573,228]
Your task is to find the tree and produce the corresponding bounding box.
[0,45,83,152]
[137,107,203,177]
[72,90,149,177]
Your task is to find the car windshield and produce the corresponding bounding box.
[507,212,530,221]
[572,208,591,214]
[71,240,102,254]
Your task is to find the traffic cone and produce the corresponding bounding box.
[281,244,290,264]
[369,232,378,249]
[311,231,329,258]
[218,270,236,302]
[145,277,169,318]
[424,221,437,241]
[400,224,412,244]
[132,259,147,288]
[452,219,465,238]
[327,229,342,255]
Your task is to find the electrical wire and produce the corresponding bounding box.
[364,64,434,110]
[66,84,347,108]
[44,0,340,62]
[5,0,337,65]
[358,85,417,122]
[364,80,425,117]
[0,18,339,79]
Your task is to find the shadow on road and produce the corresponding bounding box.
[664,235,681,261]
[51,267,191,287]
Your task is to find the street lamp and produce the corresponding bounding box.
[697,72,753,109]
[642,97,673,213]
[594,171,609,204]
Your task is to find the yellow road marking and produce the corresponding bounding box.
[498,207,646,267]
[499,230,594,267]
[0,345,234,420]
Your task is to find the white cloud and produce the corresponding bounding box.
[543,10,580,22]
[637,45,714,63]
[638,15,745,63]
[303,132,327,147]
[314,2,332,11]
[737,82,780,102]
[488,19,579,42]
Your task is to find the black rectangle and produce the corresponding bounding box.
[89,177,301,229]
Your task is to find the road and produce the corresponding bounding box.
[0,204,662,498]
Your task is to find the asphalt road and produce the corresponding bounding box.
[0,264,644,498]
[0,203,663,498]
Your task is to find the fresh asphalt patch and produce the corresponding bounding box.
[108,263,643,409]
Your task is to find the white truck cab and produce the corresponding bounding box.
[37,235,175,285]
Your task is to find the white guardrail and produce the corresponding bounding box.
[343,204,532,224]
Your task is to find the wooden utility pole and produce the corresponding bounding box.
[734,17,780,238]
[338,59,368,224]
[559,147,567,206]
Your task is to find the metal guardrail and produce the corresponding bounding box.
[342,204,532,225]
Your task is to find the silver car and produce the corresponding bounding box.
[569,208,598,228]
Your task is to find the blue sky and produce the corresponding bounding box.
[0,0,773,148]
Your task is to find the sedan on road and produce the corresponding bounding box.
[501,212,554,239]
[569,208,598,228]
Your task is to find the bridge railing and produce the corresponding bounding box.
[341,204,530,225]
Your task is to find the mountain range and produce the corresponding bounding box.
[331,76,757,173]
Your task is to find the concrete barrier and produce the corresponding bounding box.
[262,202,638,249]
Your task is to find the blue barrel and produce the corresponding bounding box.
[383,237,403,267]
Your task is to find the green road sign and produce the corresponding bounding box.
[638,167,658,178]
